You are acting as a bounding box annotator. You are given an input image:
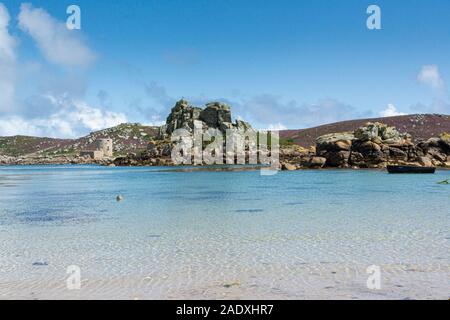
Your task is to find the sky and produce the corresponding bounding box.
[0,0,449,137]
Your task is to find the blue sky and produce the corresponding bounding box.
[0,0,449,137]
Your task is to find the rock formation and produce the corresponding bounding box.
[315,122,450,168]
[158,99,252,138]
[115,99,254,166]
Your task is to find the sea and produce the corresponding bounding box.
[0,165,448,299]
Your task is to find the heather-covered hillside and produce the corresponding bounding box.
[280,114,450,147]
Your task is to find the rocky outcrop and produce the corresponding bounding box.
[316,123,450,168]
[0,155,15,165]
[200,102,232,130]
[159,99,252,139]
[416,134,450,166]
[279,145,328,169]
[0,154,105,165]
[316,132,354,167]
[115,99,254,166]
[280,114,450,148]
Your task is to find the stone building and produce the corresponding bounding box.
[80,138,113,160]
[96,138,113,157]
[80,150,105,160]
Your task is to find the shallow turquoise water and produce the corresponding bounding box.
[0,165,449,299]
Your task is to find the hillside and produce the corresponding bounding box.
[0,123,159,157]
[279,114,450,148]
[1,114,449,157]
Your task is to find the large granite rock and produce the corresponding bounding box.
[281,162,297,171]
[200,102,232,128]
[314,122,444,168]
[161,99,202,136]
[116,99,256,166]
[354,122,411,145]
[304,156,327,168]
[316,132,355,167]
[417,137,449,165]
[161,99,253,138]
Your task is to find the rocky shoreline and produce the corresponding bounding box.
[2,122,449,170]
[278,122,450,170]
[1,100,450,170]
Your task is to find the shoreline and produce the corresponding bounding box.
[1,162,449,173]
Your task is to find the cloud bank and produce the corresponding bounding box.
[18,3,96,68]
[0,95,127,138]
[0,3,16,113]
[414,64,449,114]
[379,104,405,117]
[417,65,444,90]
[0,3,124,138]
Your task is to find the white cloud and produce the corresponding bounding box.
[0,95,127,138]
[133,82,373,130]
[266,123,287,131]
[0,4,119,138]
[379,103,406,117]
[410,98,450,114]
[0,3,16,113]
[413,64,449,114]
[18,3,96,67]
[0,3,15,60]
[417,65,444,90]
[0,116,41,136]
[231,95,371,129]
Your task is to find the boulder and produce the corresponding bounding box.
[324,151,350,167]
[354,122,411,145]
[418,156,433,167]
[316,132,354,152]
[315,132,355,167]
[308,156,327,168]
[388,147,408,161]
[350,140,388,165]
[354,122,380,141]
[354,140,381,153]
[281,162,297,171]
[200,102,232,127]
[419,137,450,162]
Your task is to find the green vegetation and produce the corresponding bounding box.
[441,132,450,142]
[0,136,48,157]
[279,137,295,146]
[41,147,77,157]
